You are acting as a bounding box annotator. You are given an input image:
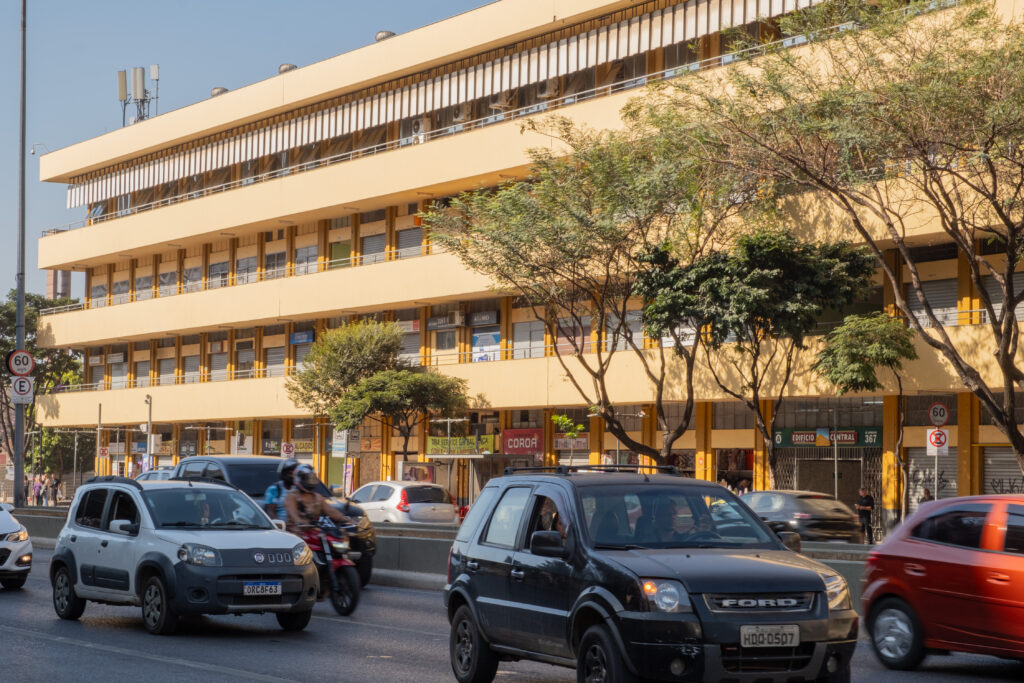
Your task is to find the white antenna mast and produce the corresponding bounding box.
[116,63,160,126]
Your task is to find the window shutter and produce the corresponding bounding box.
[210,352,228,381]
[265,347,286,376]
[905,279,958,327]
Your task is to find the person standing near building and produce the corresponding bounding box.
[32,476,42,506]
[856,487,875,544]
[919,488,934,505]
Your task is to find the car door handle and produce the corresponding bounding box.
[904,563,926,577]
[987,572,1010,585]
[510,569,525,582]
[466,560,479,572]
[100,540,108,548]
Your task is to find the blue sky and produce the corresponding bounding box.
[0,0,492,297]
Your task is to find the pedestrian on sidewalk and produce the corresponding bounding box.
[856,487,875,544]
[32,476,42,506]
[919,488,934,505]
[49,475,60,507]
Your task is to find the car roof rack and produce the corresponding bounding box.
[84,475,144,490]
[503,464,681,476]
[168,475,241,491]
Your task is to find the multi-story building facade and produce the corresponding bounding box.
[34,0,1024,534]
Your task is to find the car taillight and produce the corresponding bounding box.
[866,550,881,568]
[794,513,811,519]
[397,489,410,513]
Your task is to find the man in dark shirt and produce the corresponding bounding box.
[855,487,874,544]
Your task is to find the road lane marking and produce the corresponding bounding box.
[312,614,446,639]
[0,624,300,682]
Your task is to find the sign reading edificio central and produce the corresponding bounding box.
[773,427,881,448]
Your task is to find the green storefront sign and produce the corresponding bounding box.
[773,427,882,448]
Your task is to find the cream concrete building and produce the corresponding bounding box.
[34,0,1023,532]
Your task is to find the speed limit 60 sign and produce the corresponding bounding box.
[10,375,33,405]
[6,350,34,376]
[928,402,950,428]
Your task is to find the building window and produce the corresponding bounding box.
[396,228,423,259]
[329,241,351,268]
[294,245,318,275]
[111,280,130,305]
[713,403,755,430]
[135,360,150,388]
[264,251,286,280]
[183,355,200,383]
[361,234,386,265]
[135,275,153,300]
[235,343,255,379]
[182,267,202,293]
[241,159,257,185]
[208,261,230,288]
[264,346,286,377]
[158,271,177,296]
[236,256,257,284]
[116,194,131,217]
[471,325,500,362]
[158,358,176,386]
[90,283,107,308]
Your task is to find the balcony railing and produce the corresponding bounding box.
[40,0,962,239]
[39,245,433,316]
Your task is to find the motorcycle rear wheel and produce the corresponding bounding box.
[330,565,361,616]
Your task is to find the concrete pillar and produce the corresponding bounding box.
[753,400,774,491]
[694,402,715,481]
[882,394,902,529]
[958,392,981,495]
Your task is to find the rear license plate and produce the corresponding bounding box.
[740,624,800,648]
[242,581,281,596]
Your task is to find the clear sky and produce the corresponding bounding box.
[0,0,493,298]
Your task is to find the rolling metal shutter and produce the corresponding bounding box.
[396,228,423,258]
[400,333,420,359]
[906,447,958,512]
[981,276,1024,323]
[905,279,957,327]
[183,355,200,383]
[236,348,255,377]
[109,362,128,389]
[209,352,228,381]
[265,347,286,376]
[983,447,1024,495]
[135,360,150,387]
[158,358,176,385]
[361,234,387,264]
[294,343,313,368]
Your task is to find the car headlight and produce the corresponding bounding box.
[176,543,222,567]
[5,526,28,543]
[641,579,693,613]
[292,542,312,566]
[820,572,851,611]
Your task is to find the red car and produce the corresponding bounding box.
[862,495,1024,669]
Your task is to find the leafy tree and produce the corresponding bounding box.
[331,369,468,460]
[425,117,744,464]
[286,320,408,417]
[636,227,875,484]
[1,290,82,472]
[644,0,1024,469]
[27,429,95,483]
[551,413,586,467]
[814,312,918,517]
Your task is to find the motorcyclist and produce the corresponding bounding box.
[284,464,349,534]
[263,458,298,522]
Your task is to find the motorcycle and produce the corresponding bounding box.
[299,519,361,616]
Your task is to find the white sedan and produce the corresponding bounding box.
[349,481,459,525]
[0,503,32,590]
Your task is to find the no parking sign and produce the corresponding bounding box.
[926,428,948,456]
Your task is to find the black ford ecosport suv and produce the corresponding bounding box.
[444,466,857,682]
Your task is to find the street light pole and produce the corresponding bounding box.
[144,395,152,469]
[831,408,838,502]
[13,0,27,508]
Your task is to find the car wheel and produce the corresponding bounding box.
[869,597,925,670]
[356,555,373,587]
[142,575,179,635]
[2,574,27,590]
[449,605,499,683]
[577,624,638,683]
[276,609,312,631]
[52,567,86,620]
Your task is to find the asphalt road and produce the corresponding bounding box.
[0,548,1020,683]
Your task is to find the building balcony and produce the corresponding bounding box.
[36,251,492,348]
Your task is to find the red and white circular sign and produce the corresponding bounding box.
[281,442,295,456]
[927,402,949,428]
[6,350,34,376]
[928,429,948,448]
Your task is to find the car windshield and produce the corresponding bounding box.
[799,496,854,516]
[143,488,273,529]
[581,485,777,549]
[405,486,449,504]
[223,462,282,497]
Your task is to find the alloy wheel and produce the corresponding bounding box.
[54,572,69,613]
[583,643,608,683]
[143,584,163,629]
[454,618,475,674]
[874,607,914,660]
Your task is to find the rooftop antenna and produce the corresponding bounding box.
[117,64,159,126]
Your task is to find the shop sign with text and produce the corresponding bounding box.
[502,429,543,455]
[773,427,881,448]
[427,435,496,455]
[554,434,589,451]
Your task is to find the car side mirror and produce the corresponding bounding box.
[530,530,568,558]
[111,519,137,535]
[0,503,13,513]
[777,531,801,553]
[272,519,287,531]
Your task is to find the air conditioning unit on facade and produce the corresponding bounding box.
[447,311,466,327]
[489,92,515,112]
[453,102,473,123]
[411,116,432,137]
[537,77,560,99]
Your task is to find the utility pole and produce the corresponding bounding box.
[13,0,27,507]
[144,394,152,470]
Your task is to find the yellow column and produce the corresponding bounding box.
[882,395,901,520]
[380,419,394,480]
[640,403,658,472]
[694,402,715,481]
[543,408,556,466]
[753,400,773,491]
[958,392,981,495]
[957,249,980,326]
[500,296,513,361]
[589,415,604,465]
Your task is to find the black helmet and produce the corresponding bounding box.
[293,464,319,493]
[278,458,299,485]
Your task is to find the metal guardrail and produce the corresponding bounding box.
[38,245,435,316]
[40,0,961,239]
